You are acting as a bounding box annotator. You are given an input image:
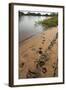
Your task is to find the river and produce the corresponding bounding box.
[19,15,48,42]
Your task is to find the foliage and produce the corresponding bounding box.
[38,16,58,28]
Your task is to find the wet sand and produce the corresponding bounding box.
[19,27,58,79]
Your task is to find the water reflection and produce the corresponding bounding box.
[19,15,47,42]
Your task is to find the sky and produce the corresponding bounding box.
[20,10,53,15]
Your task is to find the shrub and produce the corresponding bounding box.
[38,16,58,28]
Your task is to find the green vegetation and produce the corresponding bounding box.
[38,16,58,28]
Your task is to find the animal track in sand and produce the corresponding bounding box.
[42,37,45,39]
[42,67,47,73]
[43,40,45,42]
[39,47,42,50]
[19,62,24,68]
[42,41,45,44]
[38,50,43,54]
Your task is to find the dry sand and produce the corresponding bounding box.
[19,27,58,79]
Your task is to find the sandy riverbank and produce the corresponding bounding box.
[19,27,58,79]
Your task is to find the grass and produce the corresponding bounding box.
[37,16,58,28]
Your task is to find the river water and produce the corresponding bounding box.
[19,15,47,42]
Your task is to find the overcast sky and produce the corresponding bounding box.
[20,10,54,15]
